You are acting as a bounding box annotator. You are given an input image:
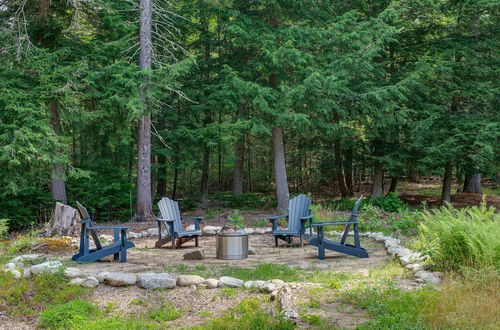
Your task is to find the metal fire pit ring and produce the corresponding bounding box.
[216,232,248,260]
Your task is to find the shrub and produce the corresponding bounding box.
[0,219,8,239]
[369,193,406,212]
[194,298,294,330]
[418,202,500,271]
[39,299,99,329]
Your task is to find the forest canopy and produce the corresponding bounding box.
[0,0,498,230]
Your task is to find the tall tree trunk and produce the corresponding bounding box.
[344,147,354,196]
[272,128,289,211]
[172,167,179,200]
[441,162,453,204]
[334,145,348,198]
[388,177,398,193]
[408,166,419,183]
[156,154,167,197]
[200,146,210,194]
[233,137,245,195]
[50,100,67,203]
[463,172,482,193]
[134,0,154,221]
[370,161,384,198]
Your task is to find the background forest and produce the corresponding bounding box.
[0,0,498,231]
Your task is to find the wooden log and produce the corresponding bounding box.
[45,202,80,237]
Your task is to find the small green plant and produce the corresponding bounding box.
[253,218,268,227]
[176,264,187,272]
[148,303,183,322]
[195,265,207,271]
[227,210,246,229]
[370,193,406,212]
[301,313,323,326]
[205,209,217,219]
[218,287,239,298]
[198,310,212,317]
[130,298,148,306]
[0,219,9,239]
[39,299,99,329]
[308,298,321,308]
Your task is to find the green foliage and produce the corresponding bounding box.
[194,298,294,330]
[40,299,99,329]
[0,219,8,239]
[0,188,53,231]
[227,210,245,229]
[418,203,500,271]
[147,304,183,322]
[301,313,323,326]
[0,272,88,317]
[370,193,406,213]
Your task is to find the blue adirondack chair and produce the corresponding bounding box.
[72,202,135,263]
[156,197,204,249]
[307,196,368,259]
[269,194,312,247]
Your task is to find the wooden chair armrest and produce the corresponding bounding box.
[89,225,130,230]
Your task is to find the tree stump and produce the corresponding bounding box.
[45,202,80,237]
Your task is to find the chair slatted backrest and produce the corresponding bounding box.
[349,196,363,221]
[75,201,102,250]
[287,194,311,232]
[76,201,92,224]
[158,197,182,233]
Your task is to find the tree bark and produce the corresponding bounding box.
[156,154,167,197]
[441,163,453,204]
[388,177,398,193]
[272,127,290,212]
[134,0,154,221]
[50,100,67,204]
[370,161,384,198]
[344,148,354,196]
[45,202,80,237]
[200,145,210,194]
[233,137,245,196]
[463,172,482,194]
[172,167,179,200]
[334,145,348,198]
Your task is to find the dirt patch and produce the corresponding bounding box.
[400,192,500,208]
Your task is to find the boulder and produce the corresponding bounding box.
[95,271,110,283]
[81,276,99,288]
[384,240,399,249]
[147,228,159,237]
[248,247,256,255]
[244,228,255,235]
[5,262,17,270]
[64,267,83,279]
[387,245,403,256]
[127,232,142,239]
[270,279,285,287]
[204,278,219,289]
[177,275,206,287]
[70,278,85,286]
[405,263,424,273]
[22,269,31,278]
[263,227,273,234]
[104,272,137,286]
[218,276,244,288]
[5,269,21,279]
[185,224,195,231]
[141,231,148,238]
[10,254,43,266]
[202,226,222,235]
[137,273,176,289]
[254,228,266,235]
[415,271,440,286]
[183,249,205,260]
[244,280,276,293]
[395,247,412,258]
[30,261,63,275]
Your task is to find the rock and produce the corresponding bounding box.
[5,269,22,279]
[244,280,276,293]
[244,228,255,235]
[70,278,85,286]
[81,276,99,288]
[141,230,148,238]
[263,227,273,234]
[64,267,83,279]
[10,254,43,266]
[270,279,285,287]
[405,263,424,273]
[30,261,63,275]
[248,247,256,255]
[387,245,403,256]
[104,272,137,286]
[177,275,206,287]
[281,308,299,320]
[415,278,424,284]
[204,278,219,289]
[415,271,440,286]
[202,226,222,235]
[197,283,207,289]
[254,228,266,234]
[183,249,205,260]
[127,232,142,239]
[185,224,195,231]
[95,271,110,283]
[22,269,31,278]
[395,248,412,258]
[99,235,114,243]
[5,262,17,270]
[218,276,244,288]
[384,239,399,249]
[137,273,176,289]
[147,228,159,237]
[190,284,197,290]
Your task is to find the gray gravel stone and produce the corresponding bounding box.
[81,276,99,288]
[204,278,219,289]
[177,275,206,287]
[415,271,440,286]
[104,272,137,286]
[30,261,63,275]
[244,280,276,293]
[137,273,176,289]
[218,276,244,288]
[64,267,83,279]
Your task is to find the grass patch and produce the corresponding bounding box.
[39,299,99,329]
[0,271,88,318]
[217,287,239,299]
[301,313,323,326]
[198,310,212,317]
[194,297,294,330]
[148,303,183,322]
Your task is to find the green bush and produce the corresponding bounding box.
[418,202,500,271]
[39,299,99,329]
[370,193,406,213]
[0,219,8,239]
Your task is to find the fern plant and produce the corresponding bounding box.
[417,201,500,271]
[0,219,9,240]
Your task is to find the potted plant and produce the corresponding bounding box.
[216,211,249,260]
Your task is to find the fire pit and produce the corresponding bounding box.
[216,231,248,260]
